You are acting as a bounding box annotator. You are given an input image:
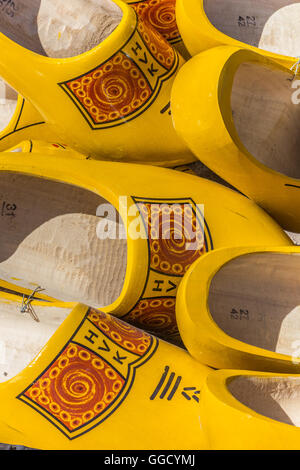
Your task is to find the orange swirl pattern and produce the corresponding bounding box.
[88,309,152,356]
[20,309,157,438]
[123,297,182,345]
[130,0,181,44]
[122,199,211,345]
[23,343,125,432]
[138,202,206,276]
[137,15,176,70]
[61,16,177,128]
[65,52,152,126]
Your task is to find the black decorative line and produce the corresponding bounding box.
[167,375,182,401]
[192,393,200,403]
[0,121,46,142]
[150,365,169,400]
[55,143,66,149]
[181,391,191,401]
[160,102,171,115]
[134,295,176,301]
[181,387,201,403]
[29,140,33,153]
[0,285,51,303]
[169,36,182,45]
[14,98,25,131]
[285,184,300,189]
[159,372,175,399]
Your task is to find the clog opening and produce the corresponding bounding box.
[0,80,18,133]
[208,252,300,357]
[203,0,300,57]
[0,291,74,383]
[0,172,127,307]
[229,375,300,426]
[0,0,123,58]
[231,61,300,179]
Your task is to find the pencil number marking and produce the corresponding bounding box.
[230,308,249,320]
[0,0,18,18]
[1,201,17,217]
[238,16,256,27]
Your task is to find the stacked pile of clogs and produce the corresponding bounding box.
[0,0,299,450]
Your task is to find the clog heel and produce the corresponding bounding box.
[172,46,300,232]
[201,370,300,450]
[0,0,193,166]
[177,246,300,373]
[0,153,290,345]
[0,289,211,449]
[176,0,300,67]
[0,80,58,151]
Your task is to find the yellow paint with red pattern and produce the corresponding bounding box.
[0,0,193,166]
[0,153,291,344]
[0,292,211,449]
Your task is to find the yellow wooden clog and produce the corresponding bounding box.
[171,46,300,232]
[176,0,300,68]
[0,0,194,166]
[0,80,59,152]
[0,153,291,346]
[201,369,300,450]
[0,288,211,450]
[177,246,300,373]
[123,0,190,58]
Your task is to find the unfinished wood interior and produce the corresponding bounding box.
[231,61,300,178]
[229,375,300,426]
[0,173,127,307]
[0,80,18,132]
[0,296,73,383]
[203,0,300,57]
[208,253,300,357]
[0,0,122,58]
